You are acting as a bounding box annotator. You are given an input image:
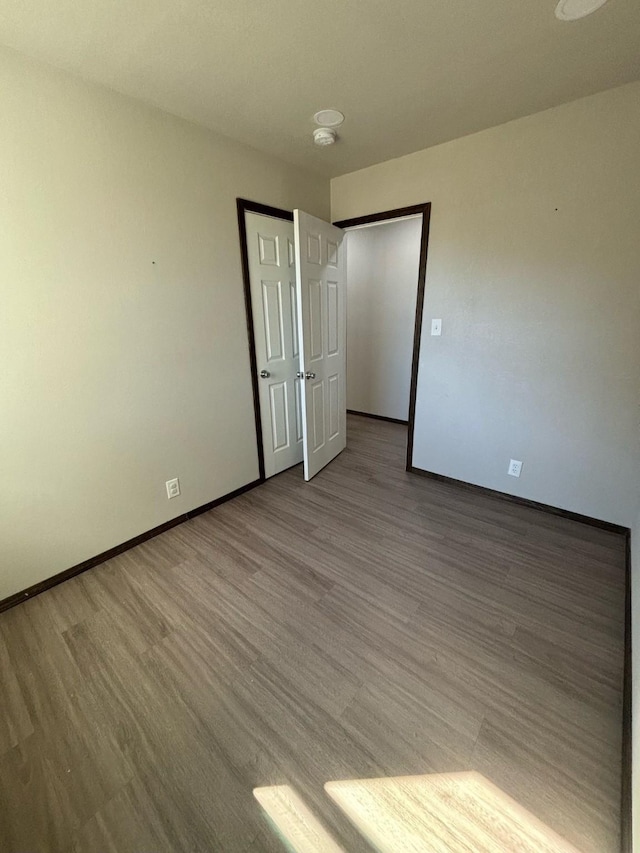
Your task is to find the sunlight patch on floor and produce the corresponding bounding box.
[255,772,582,853]
[253,785,345,853]
[325,771,581,853]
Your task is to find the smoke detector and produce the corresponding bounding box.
[313,109,344,128]
[555,0,609,19]
[313,127,337,147]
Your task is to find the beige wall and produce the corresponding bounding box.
[346,218,422,420]
[332,82,640,528]
[0,47,329,599]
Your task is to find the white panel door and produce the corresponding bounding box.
[246,212,304,478]
[294,210,347,480]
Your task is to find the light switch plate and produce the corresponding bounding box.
[431,319,442,336]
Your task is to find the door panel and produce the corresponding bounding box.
[308,279,324,361]
[312,382,325,450]
[307,233,322,265]
[289,282,299,358]
[246,212,303,479]
[294,210,347,480]
[262,280,285,361]
[328,373,339,439]
[259,234,280,266]
[269,381,289,451]
[294,378,304,443]
[327,281,339,355]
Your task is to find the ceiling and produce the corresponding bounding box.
[1,0,639,177]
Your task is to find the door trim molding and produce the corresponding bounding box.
[334,203,432,472]
[236,198,295,482]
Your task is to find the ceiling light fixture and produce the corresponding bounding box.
[313,109,344,127]
[313,127,337,147]
[555,0,610,20]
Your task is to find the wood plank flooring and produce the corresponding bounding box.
[0,415,626,852]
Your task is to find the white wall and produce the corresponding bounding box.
[332,81,640,527]
[346,218,422,421]
[0,47,329,600]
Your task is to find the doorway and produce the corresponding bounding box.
[334,204,432,470]
[237,199,348,482]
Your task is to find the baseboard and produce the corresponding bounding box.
[0,478,262,614]
[621,529,632,852]
[407,465,630,535]
[347,409,408,426]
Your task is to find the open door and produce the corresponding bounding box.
[294,210,347,480]
[245,211,303,479]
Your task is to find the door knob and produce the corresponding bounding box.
[260,370,270,378]
[305,371,316,380]
[296,371,305,379]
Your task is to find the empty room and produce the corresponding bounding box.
[1,1,639,852]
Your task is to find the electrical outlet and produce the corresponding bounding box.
[166,478,181,499]
[508,460,523,478]
[431,318,442,336]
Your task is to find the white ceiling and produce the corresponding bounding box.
[1,0,639,177]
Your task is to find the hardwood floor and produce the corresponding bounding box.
[0,416,626,852]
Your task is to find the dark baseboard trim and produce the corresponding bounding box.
[347,409,408,426]
[184,479,261,519]
[0,478,262,615]
[621,529,632,852]
[407,465,630,535]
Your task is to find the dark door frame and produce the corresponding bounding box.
[236,198,294,483]
[333,203,432,472]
